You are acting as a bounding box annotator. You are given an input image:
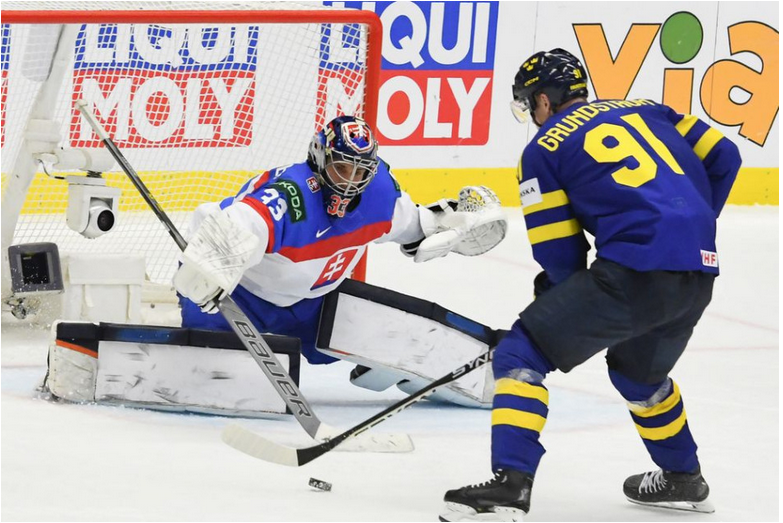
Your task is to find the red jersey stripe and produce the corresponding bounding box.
[239,197,276,254]
[279,221,392,262]
[252,171,270,190]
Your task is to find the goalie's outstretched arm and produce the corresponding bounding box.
[385,185,508,263]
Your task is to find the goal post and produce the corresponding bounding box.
[1,2,380,310]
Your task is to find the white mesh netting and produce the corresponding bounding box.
[2,2,376,286]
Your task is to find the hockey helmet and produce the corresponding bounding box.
[511,48,588,123]
[307,115,379,198]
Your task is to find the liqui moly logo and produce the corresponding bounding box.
[70,24,258,148]
[329,1,498,146]
[1,24,10,147]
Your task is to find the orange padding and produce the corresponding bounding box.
[55,339,98,359]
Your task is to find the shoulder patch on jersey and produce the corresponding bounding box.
[519,178,543,208]
[306,176,321,193]
[269,180,307,223]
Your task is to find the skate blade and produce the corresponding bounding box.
[626,497,715,514]
[439,502,525,522]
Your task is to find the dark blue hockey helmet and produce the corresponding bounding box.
[307,115,379,198]
[511,48,588,123]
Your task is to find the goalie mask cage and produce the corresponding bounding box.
[1,1,381,306]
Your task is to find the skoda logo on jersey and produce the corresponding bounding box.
[341,120,375,153]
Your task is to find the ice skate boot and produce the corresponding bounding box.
[624,467,714,513]
[439,469,532,522]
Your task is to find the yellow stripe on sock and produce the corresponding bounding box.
[635,410,688,441]
[628,382,681,418]
[494,378,549,404]
[492,408,547,432]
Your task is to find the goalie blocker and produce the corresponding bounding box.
[44,322,301,418]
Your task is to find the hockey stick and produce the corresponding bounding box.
[75,100,412,453]
[222,348,493,466]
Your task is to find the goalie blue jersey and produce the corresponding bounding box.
[518,99,741,284]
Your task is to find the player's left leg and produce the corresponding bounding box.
[609,371,712,513]
[607,271,715,513]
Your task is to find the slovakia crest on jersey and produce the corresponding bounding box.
[342,120,375,153]
[306,176,321,193]
[311,248,360,290]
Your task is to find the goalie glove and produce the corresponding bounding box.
[403,186,508,263]
[173,211,261,313]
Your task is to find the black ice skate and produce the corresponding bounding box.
[439,469,533,522]
[624,467,714,513]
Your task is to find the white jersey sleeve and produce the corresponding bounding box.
[375,190,424,245]
[185,201,271,259]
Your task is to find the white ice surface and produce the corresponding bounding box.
[1,207,779,521]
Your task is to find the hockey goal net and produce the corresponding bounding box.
[1,1,381,310]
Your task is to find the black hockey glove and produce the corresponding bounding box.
[533,271,554,298]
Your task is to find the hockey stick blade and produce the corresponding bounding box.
[222,423,413,465]
[222,349,493,467]
[314,424,414,453]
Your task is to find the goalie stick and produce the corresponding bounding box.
[75,100,412,453]
[222,348,493,466]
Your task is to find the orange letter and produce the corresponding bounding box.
[663,69,694,114]
[701,22,779,146]
[574,24,660,99]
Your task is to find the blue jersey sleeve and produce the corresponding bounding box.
[518,147,590,284]
[663,107,742,216]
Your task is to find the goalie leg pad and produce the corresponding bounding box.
[45,334,99,402]
[45,321,301,418]
[318,280,502,408]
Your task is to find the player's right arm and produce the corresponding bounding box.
[518,148,590,285]
[663,107,742,216]
[173,174,288,312]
